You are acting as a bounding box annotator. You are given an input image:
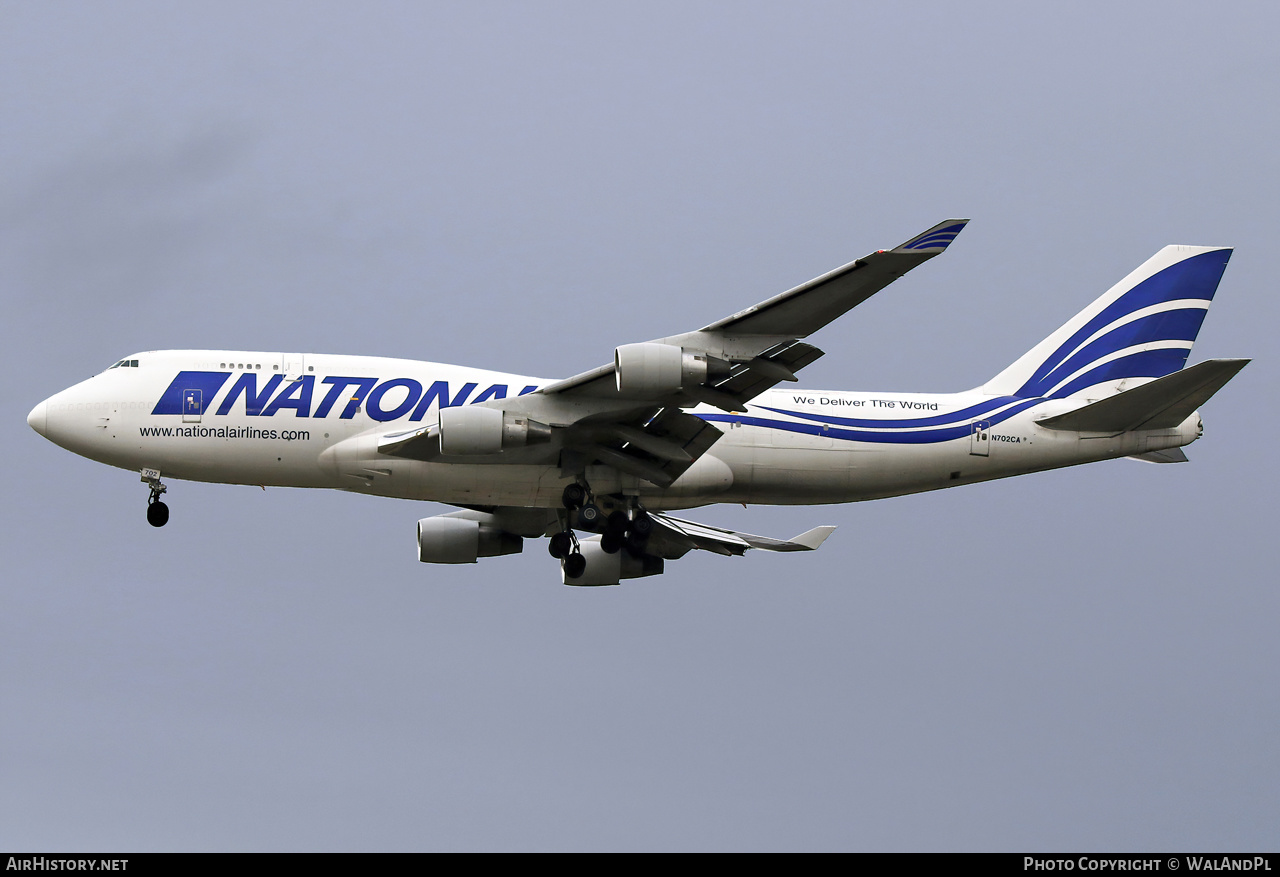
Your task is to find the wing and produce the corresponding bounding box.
[642,513,836,559]
[386,219,968,487]
[568,514,837,586]
[540,218,969,400]
[697,219,970,337]
[415,507,837,586]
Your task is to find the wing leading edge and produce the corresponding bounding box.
[541,218,970,402]
[696,218,970,338]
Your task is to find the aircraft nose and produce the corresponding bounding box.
[27,399,48,437]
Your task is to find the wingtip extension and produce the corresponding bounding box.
[790,525,837,550]
[892,219,970,254]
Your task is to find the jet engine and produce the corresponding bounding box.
[562,537,665,586]
[417,515,523,564]
[614,343,708,397]
[437,406,552,456]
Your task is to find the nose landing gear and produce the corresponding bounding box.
[141,468,169,528]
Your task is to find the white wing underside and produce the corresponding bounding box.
[646,513,837,558]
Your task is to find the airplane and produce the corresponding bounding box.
[26,220,1249,585]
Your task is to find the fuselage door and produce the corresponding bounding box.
[282,353,307,380]
[183,389,203,424]
[970,420,991,456]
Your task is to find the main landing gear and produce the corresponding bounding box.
[142,468,169,528]
[548,530,586,578]
[551,480,654,578]
[549,483,588,577]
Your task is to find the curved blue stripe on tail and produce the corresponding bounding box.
[1019,307,1208,397]
[1046,348,1192,399]
[1016,250,1229,397]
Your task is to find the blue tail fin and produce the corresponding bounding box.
[983,245,1232,399]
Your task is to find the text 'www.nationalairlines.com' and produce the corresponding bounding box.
[139,426,310,442]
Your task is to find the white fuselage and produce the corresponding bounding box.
[29,350,1201,511]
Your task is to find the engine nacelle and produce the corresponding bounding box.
[614,343,708,397]
[562,538,665,586]
[417,515,523,564]
[437,406,551,456]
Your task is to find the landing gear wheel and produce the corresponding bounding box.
[629,512,654,538]
[600,530,623,555]
[563,552,587,579]
[605,510,630,536]
[562,483,587,509]
[577,503,603,530]
[146,500,170,528]
[142,470,169,528]
[623,530,649,556]
[548,531,572,559]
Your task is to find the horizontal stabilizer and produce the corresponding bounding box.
[1036,358,1249,432]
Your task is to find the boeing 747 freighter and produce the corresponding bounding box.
[27,220,1248,584]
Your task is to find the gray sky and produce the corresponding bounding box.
[3,1,1277,851]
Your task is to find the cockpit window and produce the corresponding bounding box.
[107,359,141,370]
